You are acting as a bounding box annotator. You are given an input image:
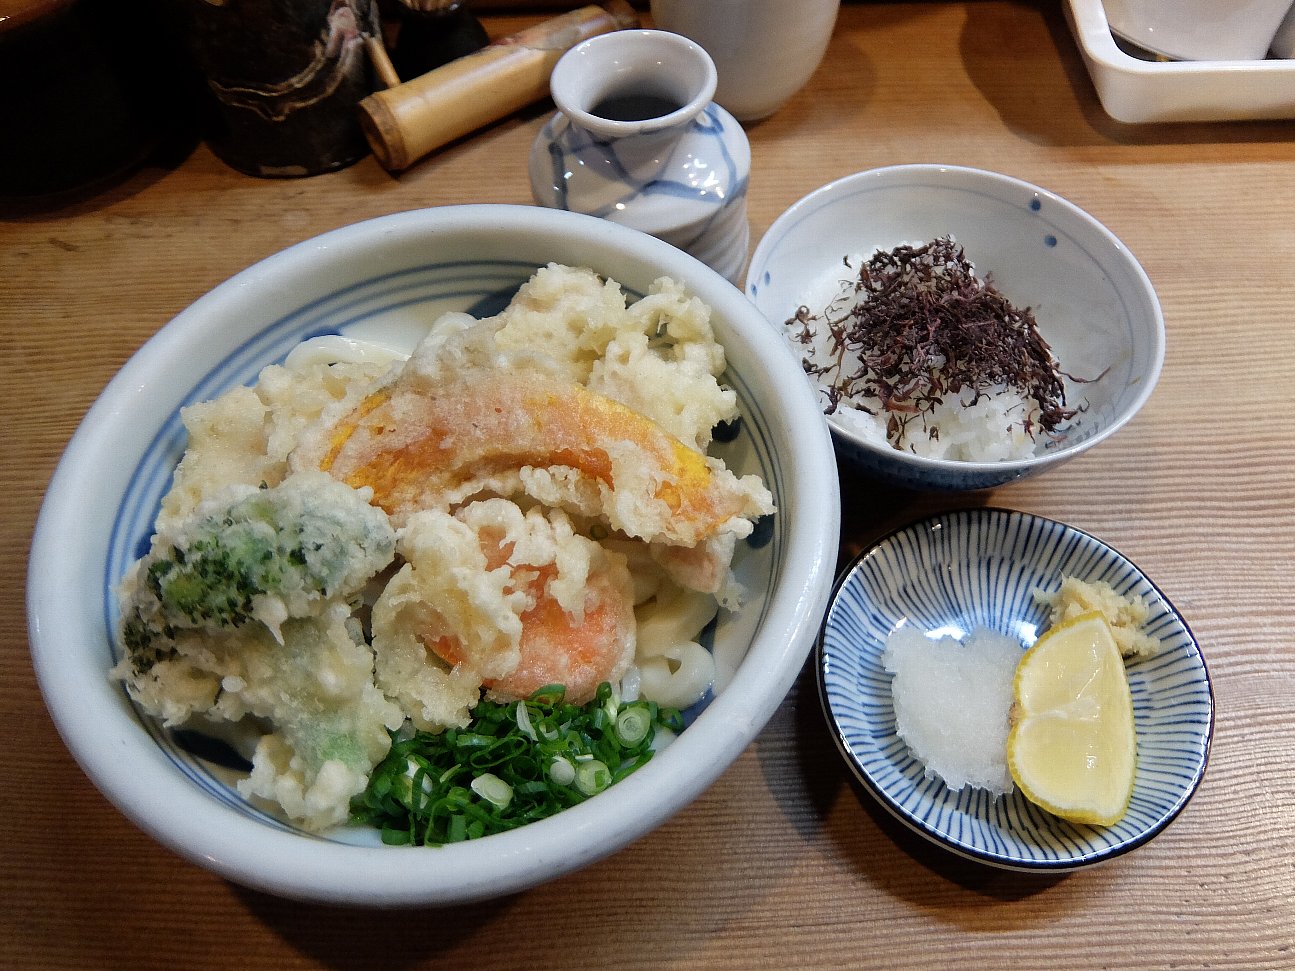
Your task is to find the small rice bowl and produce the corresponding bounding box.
[748,164,1166,493]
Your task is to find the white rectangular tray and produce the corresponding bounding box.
[1064,0,1295,123]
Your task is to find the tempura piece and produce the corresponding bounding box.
[315,365,767,546]
[159,358,389,530]
[493,266,735,452]
[229,606,405,831]
[371,499,636,728]
[117,471,396,655]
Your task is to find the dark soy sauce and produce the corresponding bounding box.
[591,93,683,121]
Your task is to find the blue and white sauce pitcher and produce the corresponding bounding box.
[529,29,751,285]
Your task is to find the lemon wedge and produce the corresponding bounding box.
[1007,611,1137,826]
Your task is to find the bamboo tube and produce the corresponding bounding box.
[359,1,638,171]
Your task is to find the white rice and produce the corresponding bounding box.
[791,241,1058,463]
[832,387,1042,462]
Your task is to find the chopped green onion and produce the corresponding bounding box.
[600,681,620,721]
[381,826,413,846]
[548,755,576,787]
[529,684,566,707]
[515,701,536,741]
[574,759,611,796]
[453,731,495,750]
[447,814,467,843]
[470,773,513,809]
[349,682,682,846]
[614,706,652,747]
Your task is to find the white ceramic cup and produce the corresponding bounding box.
[649,0,840,121]
[1102,0,1295,60]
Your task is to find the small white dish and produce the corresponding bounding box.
[1066,0,1295,122]
[26,204,840,907]
[746,164,1164,492]
[818,508,1213,871]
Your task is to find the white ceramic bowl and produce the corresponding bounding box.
[745,164,1165,491]
[27,205,840,907]
[649,0,841,121]
[819,508,1213,871]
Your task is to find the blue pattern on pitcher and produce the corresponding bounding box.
[529,30,752,284]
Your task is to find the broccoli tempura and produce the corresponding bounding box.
[116,471,396,679]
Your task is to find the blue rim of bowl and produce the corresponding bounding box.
[817,507,1214,871]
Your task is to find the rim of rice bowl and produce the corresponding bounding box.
[746,164,1167,489]
[26,204,841,908]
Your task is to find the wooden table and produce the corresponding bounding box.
[3,3,1292,968]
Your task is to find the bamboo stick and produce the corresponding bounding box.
[365,34,402,89]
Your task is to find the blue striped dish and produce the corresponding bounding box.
[818,507,1212,870]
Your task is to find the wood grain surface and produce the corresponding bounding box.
[3,3,1292,969]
